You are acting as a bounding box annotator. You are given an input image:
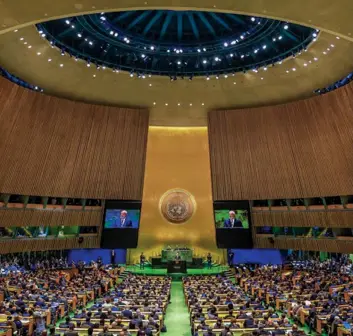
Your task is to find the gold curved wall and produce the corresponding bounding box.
[129,126,224,264]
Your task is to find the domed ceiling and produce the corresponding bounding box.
[36,10,317,77]
[0,1,352,126]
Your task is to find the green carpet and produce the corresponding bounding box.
[164,281,191,336]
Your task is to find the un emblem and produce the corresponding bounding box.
[159,189,196,224]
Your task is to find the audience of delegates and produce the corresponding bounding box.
[59,274,171,336]
[0,264,118,335]
[238,256,353,336]
[0,252,70,273]
[184,275,301,336]
[0,265,170,336]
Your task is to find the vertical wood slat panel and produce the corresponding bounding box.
[0,76,149,199]
[0,236,100,254]
[252,211,353,228]
[0,208,102,227]
[254,236,353,253]
[208,82,353,200]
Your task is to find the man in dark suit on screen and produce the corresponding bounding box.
[114,210,132,228]
[223,211,243,228]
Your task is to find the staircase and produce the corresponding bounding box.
[223,268,236,282]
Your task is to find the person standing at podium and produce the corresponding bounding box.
[140,252,146,269]
[175,252,181,264]
[207,253,212,269]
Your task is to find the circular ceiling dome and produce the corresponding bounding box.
[37,10,317,77]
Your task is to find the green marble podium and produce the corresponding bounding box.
[161,248,193,262]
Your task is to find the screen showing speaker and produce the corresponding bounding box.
[214,200,253,248]
[104,209,140,229]
[101,200,141,248]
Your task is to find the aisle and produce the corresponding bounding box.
[164,281,191,336]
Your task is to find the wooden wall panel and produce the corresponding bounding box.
[0,208,102,227]
[254,236,353,253]
[252,210,353,228]
[0,236,100,254]
[209,82,353,200]
[0,76,149,199]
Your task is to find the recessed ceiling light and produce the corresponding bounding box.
[251,17,256,22]
[60,64,64,67]
[28,45,32,48]
[37,52,41,55]
[303,63,307,67]
[48,58,52,62]
[178,103,181,106]
[331,44,335,48]
[153,102,156,105]
[284,24,289,30]
[165,103,168,106]
[149,84,152,87]
[24,42,27,45]
[336,36,340,39]
[233,82,236,85]
[314,57,318,61]
[189,103,192,106]
[93,74,96,78]
[261,77,264,80]
[14,30,18,33]
[20,37,24,41]
[292,68,296,71]
[202,103,204,106]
